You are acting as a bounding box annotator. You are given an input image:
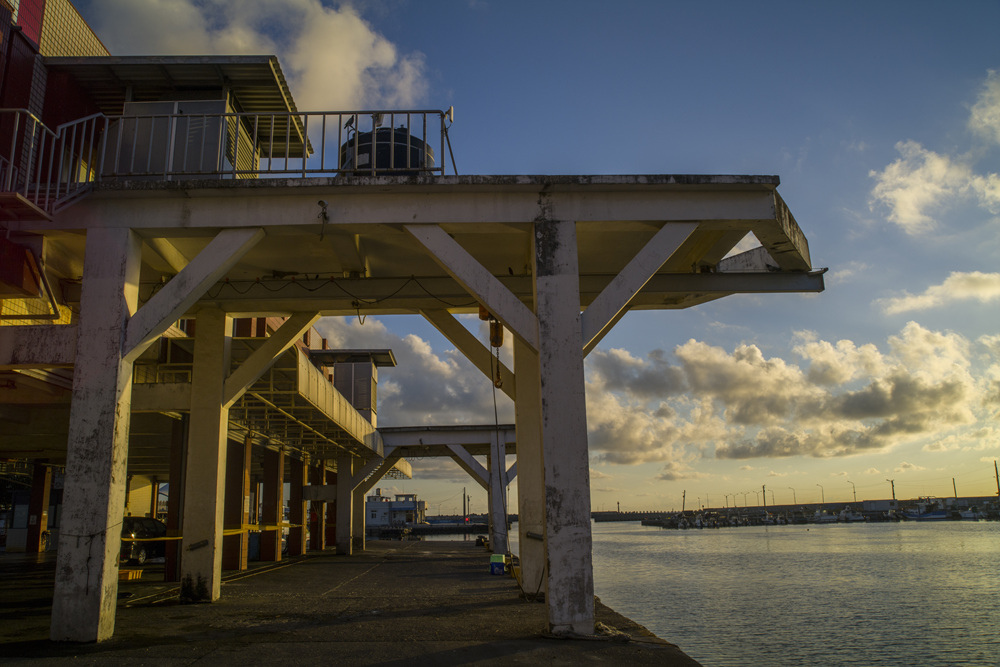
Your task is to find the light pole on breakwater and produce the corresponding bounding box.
[816,483,825,504]
[886,478,896,501]
[848,480,857,503]
[788,486,797,504]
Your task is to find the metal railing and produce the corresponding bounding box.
[0,107,455,215]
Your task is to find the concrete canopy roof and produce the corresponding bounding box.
[45,174,825,318]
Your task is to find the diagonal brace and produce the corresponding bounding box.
[405,224,539,350]
[581,222,698,356]
[447,444,489,490]
[422,308,515,402]
[124,228,265,362]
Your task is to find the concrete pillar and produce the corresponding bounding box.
[514,338,546,598]
[352,486,367,552]
[165,415,187,582]
[287,457,308,557]
[309,462,326,551]
[26,463,52,553]
[51,227,140,642]
[179,307,231,602]
[260,447,284,562]
[487,433,508,554]
[533,220,595,635]
[336,452,354,555]
[222,434,251,570]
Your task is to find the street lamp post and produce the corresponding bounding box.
[788,486,797,504]
[886,478,896,501]
[816,483,825,504]
[847,480,857,503]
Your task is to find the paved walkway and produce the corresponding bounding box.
[1,540,700,665]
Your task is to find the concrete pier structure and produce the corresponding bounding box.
[0,6,823,643]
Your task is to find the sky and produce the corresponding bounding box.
[73,0,1000,513]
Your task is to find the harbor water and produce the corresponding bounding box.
[590,520,1000,666]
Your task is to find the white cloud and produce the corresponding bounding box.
[585,322,995,464]
[879,271,1000,315]
[894,461,925,474]
[869,71,1000,235]
[969,69,1000,146]
[868,141,983,234]
[87,0,428,111]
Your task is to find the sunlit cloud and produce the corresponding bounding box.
[868,71,1000,235]
[879,271,1000,314]
[86,0,428,110]
[894,461,925,473]
[586,322,994,465]
[868,141,997,234]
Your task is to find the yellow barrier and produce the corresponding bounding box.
[122,522,303,540]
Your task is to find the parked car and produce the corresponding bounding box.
[120,516,168,565]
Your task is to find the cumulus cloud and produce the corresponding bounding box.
[585,321,996,466]
[969,70,1000,145]
[869,71,1000,235]
[878,271,1000,314]
[87,0,428,110]
[868,141,1000,234]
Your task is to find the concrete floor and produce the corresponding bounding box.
[1,540,701,665]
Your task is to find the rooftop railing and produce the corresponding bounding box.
[0,107,456,215]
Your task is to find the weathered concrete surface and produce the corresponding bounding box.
[1,541,701,665]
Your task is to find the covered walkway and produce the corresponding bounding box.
[1,541,700,666]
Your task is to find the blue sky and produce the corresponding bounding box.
[75,1,1000,512]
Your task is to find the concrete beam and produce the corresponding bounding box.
[581,222,697,356]
[123,228,264,362]
[751,191,812,271]
[53,179,784,231]
[421,309,515,402]
[405,224,539,350]
[0,324,77,368]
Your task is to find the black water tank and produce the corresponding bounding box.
[339,127,434,175]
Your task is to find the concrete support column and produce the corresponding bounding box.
[487,433,508,554]
[533,220,595,635]
[352,486,367,552]
[51,227,140,642]
[26,463,52,553]
[287,457,308,557]
[514,338,546,598]
[336,452,354,555]
[260,447,285,562]
[222,434,251,571]
[179,307,231,601]
[309,462,326,551]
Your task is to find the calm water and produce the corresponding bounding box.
[589,521,1000,666]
